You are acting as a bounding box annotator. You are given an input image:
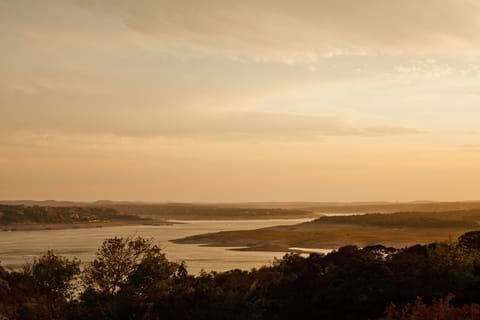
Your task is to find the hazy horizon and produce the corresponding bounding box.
[2,0,480,202]
[3,199,480,205]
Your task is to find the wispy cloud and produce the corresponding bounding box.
[6,79,101,95]
[0,110,421,140]
[0,0,478,202]
[7,83,39,95]
[75,0,480,62]
[461,144,480,151]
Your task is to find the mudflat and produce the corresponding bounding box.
[173,209,480,251]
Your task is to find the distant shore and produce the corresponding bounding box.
[0,220,174,231]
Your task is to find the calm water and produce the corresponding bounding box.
[0,219,312,274]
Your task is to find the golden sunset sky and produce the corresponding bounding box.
[1,0,480,201]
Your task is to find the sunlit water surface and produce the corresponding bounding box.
[0,219,314,274]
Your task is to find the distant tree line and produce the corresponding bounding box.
[0,205,144,225]
[3,232,480,319]
[109,204,313,220]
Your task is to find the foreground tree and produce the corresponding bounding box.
[84,236,174,294]
[30,251,80,299]
[79,237,180,319]
[21,251,80,320]
[459,231,480,250]
[382,294,480,320]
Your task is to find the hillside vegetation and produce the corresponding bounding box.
[0,205,147,226]
[302,201,480,213]
[109,203,315,220]
[313,209,480,228]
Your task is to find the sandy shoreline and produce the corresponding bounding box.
[173,223,478,252]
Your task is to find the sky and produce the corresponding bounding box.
[1,0,480,202]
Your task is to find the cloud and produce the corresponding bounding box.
[0,108,421,140]
[7,83,39,95]
[461,144,480,151]
[197,112,421,139]
[74,0,480,62]
[6,79,101,95]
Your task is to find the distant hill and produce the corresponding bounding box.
[0,200,88,207]
[3,200,480,219]
[299,201,480,214]
[312,209,480,228]
[108,204,316,220]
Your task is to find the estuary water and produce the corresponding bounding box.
[0,219,312,274]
